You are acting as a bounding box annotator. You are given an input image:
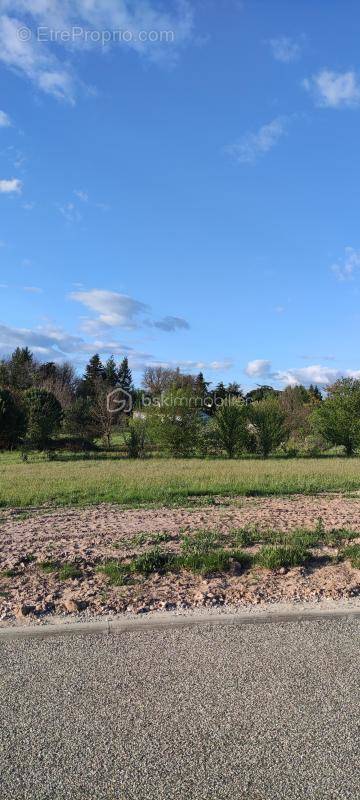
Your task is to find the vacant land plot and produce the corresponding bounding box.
[2,495,360,622]
[2,456,360,508]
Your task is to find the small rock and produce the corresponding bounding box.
[15,602,35,618]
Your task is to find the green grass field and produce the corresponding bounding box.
[1,454,360,508]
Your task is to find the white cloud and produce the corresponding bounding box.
[22,285,43,293]
[71,287,190,335]
[245,359,271,377]
[0,177,22,193]
[0,321,152,363]
[303,70,360,108]
[153,316,190,332]
[225,117,287,164]
[0,109,11,126]
[0,1,195,103]
[70,288,149,330]
[74,189,88,202]
[273,365,350,387]
[331,247,360,281]
[269,36,302,63]
[0,15,76,104]
[58,201,82,223]
[148,358,233,372]
[244,359,360,388]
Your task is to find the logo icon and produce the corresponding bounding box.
[107,388,133,414]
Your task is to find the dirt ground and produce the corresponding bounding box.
[1,494,360,623]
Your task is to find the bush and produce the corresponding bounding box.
[147,388,201,457]
[248,397,287,457]
[125,417,149,458]
[0,388,26,449]
[213,400,248,458]
[23,388,62,448]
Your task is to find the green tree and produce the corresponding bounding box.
[308,384,322,404]
[24,388,62,448]
[248,396,286,457]
[0,389,26,449]
[246,385,277,403]
[148,388,201,457]
[117,356,133,394]
[104,356,117,387]
[63,398,97,442]
[279,385,311,439]
[313,378,360,456]
[81,354,104,397]
[213,400,247,458]
[8,347,34,390]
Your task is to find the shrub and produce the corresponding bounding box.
[248,397,287,457]
[147,388,201,457]
[125,417,149,458]
[213,400,248,458]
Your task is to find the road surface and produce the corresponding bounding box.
[1,616,360,799]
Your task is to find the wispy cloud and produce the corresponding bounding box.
[303,70,360,108]
[269,36,302,63]
[0,109,11,127]
[331,247,360,281]
[0,1,195,103]
[225,117,288,164]
[22,285,43,293]
[0,177,22,193]
[152,316,190,332]
[0,15,76,104]
[74,189,88,202]
[70,288,149,331]
[70,287,190,336]
[0,321,152,363]
[148,358,233,372]
[58,201,82,223]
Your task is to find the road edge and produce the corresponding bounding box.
[1,606,360,640]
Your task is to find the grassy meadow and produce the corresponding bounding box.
[1,453,360,508]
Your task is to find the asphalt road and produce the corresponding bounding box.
[1,617,360,800]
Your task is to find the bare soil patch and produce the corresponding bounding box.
[1,494,360,623]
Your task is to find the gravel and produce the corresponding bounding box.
[1,618,360,799]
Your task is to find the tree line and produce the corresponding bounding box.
[0,347,359,458]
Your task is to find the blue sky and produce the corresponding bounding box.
[1,0,360,390]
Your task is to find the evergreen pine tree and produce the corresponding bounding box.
[194,371,209,396]
[117,357,133,393]
[82,354,104,396]
[104,356,117,387]
[9,347,34,390]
